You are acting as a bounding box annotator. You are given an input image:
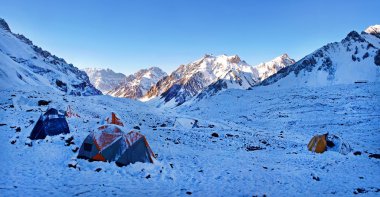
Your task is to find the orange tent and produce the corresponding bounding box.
[105,112,124,126]
[307,134,327,153]
[77,124,155,166]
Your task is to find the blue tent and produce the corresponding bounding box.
[30,108,70,140]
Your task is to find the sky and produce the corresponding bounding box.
[0,0,379,75]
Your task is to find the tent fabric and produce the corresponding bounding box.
[104,112,124,126]
[30,108,70,140]
[308,133,351,154]
[77,124,155,166]
[326,134,352,155]
[307,134,327,153]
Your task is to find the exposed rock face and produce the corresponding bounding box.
[108,67,167,99]
[144,54,295,106]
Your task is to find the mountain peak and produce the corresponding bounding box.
[364,25,380,38]
[0,18,11,32]
[226,54,241,63]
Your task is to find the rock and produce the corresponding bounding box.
[68,160,78,169]
[186,191,192,195]
[71,146,79,153]
[353,151,361,156]
[246,146,264,151]
[0,123,7,126]
[38,100,51,106]
[15,127,21,132]
[160,123,167,127]
[145,174,151,179]
[133,126,141,130]
[95,168,102,172]
[369,154,380,159]
[354,188,367,194]
[312,175,320,181]
[25,139,32,147]
[10,139,16,144]
[65,136,74,146]
[208,124,215,128]
[211,132,219,137]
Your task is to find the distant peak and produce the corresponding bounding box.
[364,25,380,38]
[280,53,289,59]
[203,54,214,58]
[0,18,11,32]
[226,54,241,63]
[345,31,365,42]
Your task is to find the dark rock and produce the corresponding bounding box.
[211,132,219,137]
[133,126,141,130]
[369,154,380,159]
[38,100,51,106]
[312,175,320,181]
[208,124,215,128]
[354,188,367,194]
[9,104,14,108]
[65,136,74,146]
[68,163,77,169]
[145,174,151,179]
[186,191,192,195]
[72,146,79,153]
[10,139,16,144]
[0,123,6,126]
[95,168,102,172]
[375,50,380,66]
[15,127,21,132]
[160,123,167,127]
[170,163,174,168]
[246,146,264,151]
[353,151,361,156]
[25,141,32,147]
[225,134,234,137]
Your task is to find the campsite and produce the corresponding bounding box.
[1,82,379,196]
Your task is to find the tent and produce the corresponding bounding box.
[308,133,351,154]
[77,124,155,166]
[308,134,327,153]
[104,112,124,126]
[30,108,70,140]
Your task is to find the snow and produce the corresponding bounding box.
[1,18,380,196]
[108,67,167,99]
[83,68,126,94]
[364,25,380,36]
[0,24,101,96]
[1,81,380,196]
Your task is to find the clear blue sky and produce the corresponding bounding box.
[1,0,379,75]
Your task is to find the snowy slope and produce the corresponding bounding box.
[0,18,101,95]
[108,67,167,99]
[1,81,379,196]
[83,68,126,94]
[144,54,294,106]
[260,26,380,88]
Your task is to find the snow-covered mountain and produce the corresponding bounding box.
[144,54,294,106]
[108,67,167,99]
[0,18,101,95]
[260,25,380,88]
[83,68,126,93]
[196,54,295,101]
